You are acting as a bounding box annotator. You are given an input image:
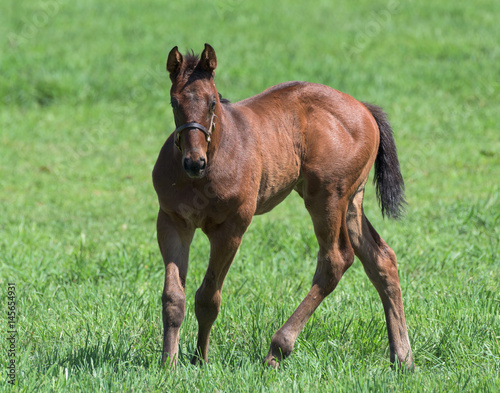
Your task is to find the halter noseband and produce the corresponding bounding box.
[174,112,217,152]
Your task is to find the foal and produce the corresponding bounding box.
[153,44,414,370]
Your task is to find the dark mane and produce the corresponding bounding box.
[182,50,230,103]
[184,51,200,72]
[219,93,230,104]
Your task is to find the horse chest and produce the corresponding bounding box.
[162,182,242,228]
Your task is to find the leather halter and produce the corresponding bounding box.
[174,112,217,152]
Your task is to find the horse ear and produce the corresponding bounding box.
[200,43,217,73]
[166,46,183,74]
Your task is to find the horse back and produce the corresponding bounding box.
[233,82,380,209]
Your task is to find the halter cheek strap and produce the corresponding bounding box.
[174,113,217,152]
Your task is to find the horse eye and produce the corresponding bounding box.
[210,100,216,111]
[170,98,179,109]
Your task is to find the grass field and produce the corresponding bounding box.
[1,0,499,391]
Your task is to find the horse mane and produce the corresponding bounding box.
[219,93,230,104]
[183,51,200,72]
[182,50,231,104]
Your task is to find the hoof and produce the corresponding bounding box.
[392,360,415,373]
[191,354,205,366]
[263,333,293,369]
[263,355,280,369]
[161,354,178,370]
[392,353,415,373]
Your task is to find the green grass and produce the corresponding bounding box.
[1,0,499,391]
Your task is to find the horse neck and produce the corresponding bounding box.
[206,103,249,175]
[208,103,230,155]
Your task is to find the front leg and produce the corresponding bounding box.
[157,209,195,367]
[192,219,249,364]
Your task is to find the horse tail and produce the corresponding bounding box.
[363,102,407,219]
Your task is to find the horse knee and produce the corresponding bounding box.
[162,290,186,328]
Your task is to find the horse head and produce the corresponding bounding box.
[166,44,220,179]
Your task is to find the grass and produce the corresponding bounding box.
[1,0,499,391]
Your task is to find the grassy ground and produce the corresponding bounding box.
[1,0,499,391]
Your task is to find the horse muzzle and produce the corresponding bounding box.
[182,155,207,178]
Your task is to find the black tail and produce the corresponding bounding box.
[363,102,406,219]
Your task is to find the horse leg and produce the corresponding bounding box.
[192,219,247,364]
[264,195,355,367]
[157,209,195,367]
[346,188,414,370]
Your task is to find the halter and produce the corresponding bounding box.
[174,112,217,152]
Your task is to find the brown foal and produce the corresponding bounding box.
[153,44,414,370]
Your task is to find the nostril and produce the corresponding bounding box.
[183,156,206,174]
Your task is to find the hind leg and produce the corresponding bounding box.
[347,188,414,370]
[263,193,355,367]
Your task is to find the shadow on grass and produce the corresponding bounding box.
[37,330,158,375]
